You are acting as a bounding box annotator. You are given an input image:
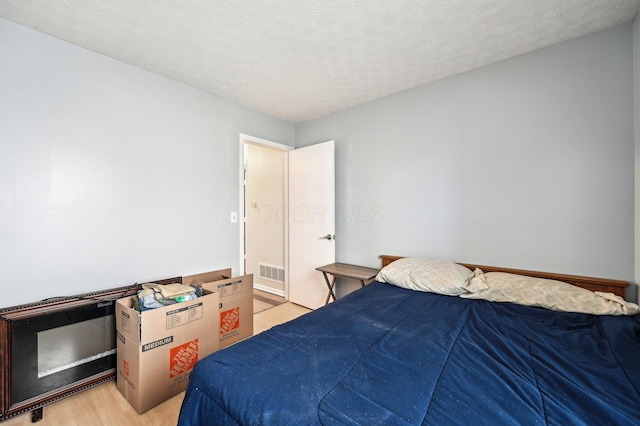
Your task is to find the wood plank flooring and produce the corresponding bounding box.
[252,289,286,314]
[2,301,310,426]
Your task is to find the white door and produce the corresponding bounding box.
[288,141,335,309]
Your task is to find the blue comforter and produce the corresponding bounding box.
[178,282,640,425]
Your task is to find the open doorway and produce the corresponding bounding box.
[239,134,292,300]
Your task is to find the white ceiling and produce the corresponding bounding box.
[1,1,639,123]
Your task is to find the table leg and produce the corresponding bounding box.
[322,272,337,304]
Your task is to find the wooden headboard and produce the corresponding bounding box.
[380,255,629,298]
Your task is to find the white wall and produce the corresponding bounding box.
[245,143,286,294]
[296,24,636,301]
[1,17,636,306]
[0,18,294,307]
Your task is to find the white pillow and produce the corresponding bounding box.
[460,272,640,316]
[376,258,477,296]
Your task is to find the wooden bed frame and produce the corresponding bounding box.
[380,255,629,298]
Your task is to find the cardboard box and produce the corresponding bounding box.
[181,268,232,285]
[115,288,220,414]
[183,273,254,349]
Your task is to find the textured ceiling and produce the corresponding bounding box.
[1,0,639,123]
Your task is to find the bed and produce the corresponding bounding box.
[177,255,640,425]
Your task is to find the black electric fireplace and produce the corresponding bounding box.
[0,285,140,422]
[11,302,117,403]
[0,276,181,422]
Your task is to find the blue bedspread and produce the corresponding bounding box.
[178,282,640,425]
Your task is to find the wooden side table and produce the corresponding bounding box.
[315,263,380,305]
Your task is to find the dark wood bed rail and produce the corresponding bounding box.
[379,255,629,298]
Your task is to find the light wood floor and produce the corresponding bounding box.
[252,289,286,314]
[3,302,310,426]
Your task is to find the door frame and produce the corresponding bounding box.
[238,133,293,298]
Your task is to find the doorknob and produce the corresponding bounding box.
[320,234,334,240]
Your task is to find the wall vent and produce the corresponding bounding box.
[259,263,285,283]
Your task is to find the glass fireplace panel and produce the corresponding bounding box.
[37,315,116,378]
[11,302,117,404]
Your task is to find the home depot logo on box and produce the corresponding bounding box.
[169,339,199,378]
[220,307,240,334]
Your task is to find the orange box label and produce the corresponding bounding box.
[169,339,199,378]
[220,307,240,334]
[123,360,129,377]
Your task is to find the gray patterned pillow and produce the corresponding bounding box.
[460,272,640,316]
[376,257,476,296]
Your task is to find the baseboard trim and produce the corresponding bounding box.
[253,283,285,298]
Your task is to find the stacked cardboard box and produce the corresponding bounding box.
[182,272,254,349]
[116,269,253,413]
